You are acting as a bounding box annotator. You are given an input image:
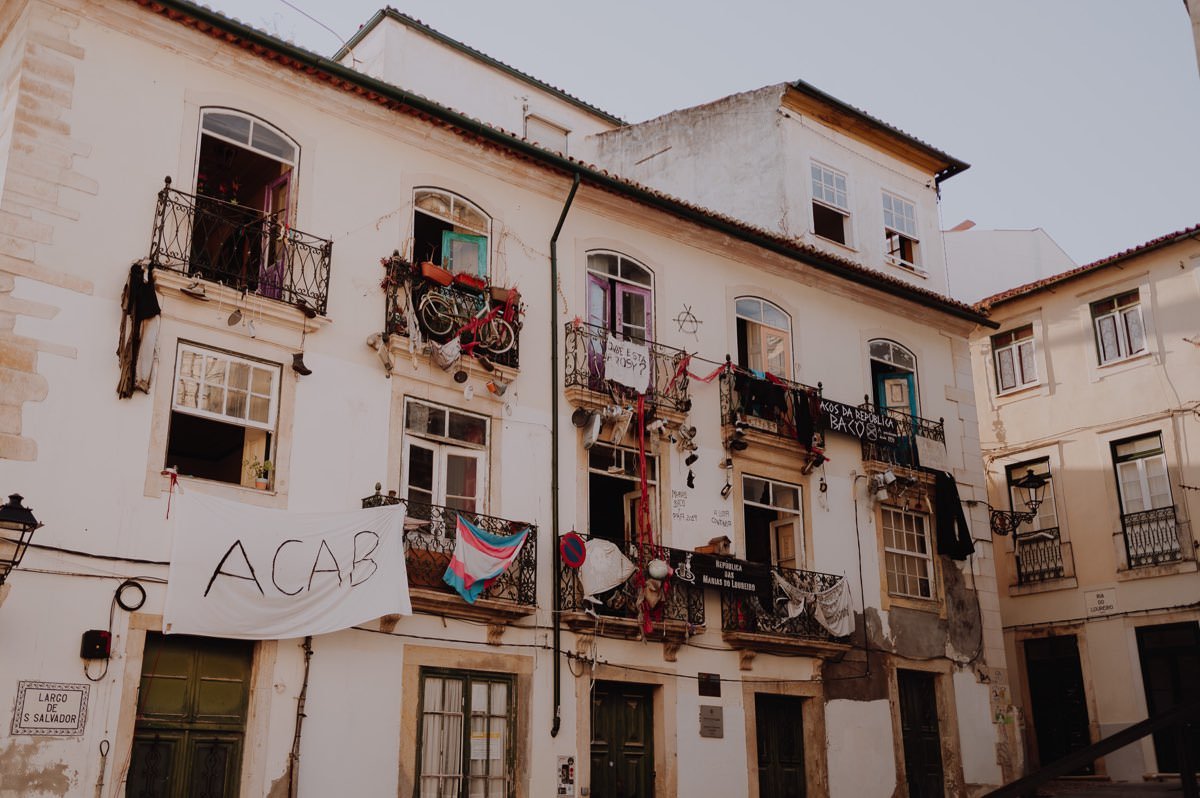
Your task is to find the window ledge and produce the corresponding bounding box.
[995,382,1043,401]
[387,332,519,384]
[1096,350,1153,371]
[885,258,928,278]
[156,270,330,336]
[810,233,858,254]
[1008,575,1078,596]
[721,630,852,659]
[166,474,286,507]
[1116,558,1196,582]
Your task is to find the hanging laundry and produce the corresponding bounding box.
[579,538,637,600]
[771,571,807,620]
[811,578,853,637]
[932,470,975,560]
[116,262,161,398]
[443,516,530,603]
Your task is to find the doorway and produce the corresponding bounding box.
[1024,635,1094,773]
[897,669,945,798]
[591,681,654,798]
[1136,622,1200,773]
[755,693,806,798]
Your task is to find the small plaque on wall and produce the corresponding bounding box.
[697,672,721,698]
[11,681,89,736]
[699,705,723,738]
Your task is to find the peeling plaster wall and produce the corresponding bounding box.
[0,739,76,798]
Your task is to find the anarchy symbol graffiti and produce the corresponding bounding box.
[674,305,702,339]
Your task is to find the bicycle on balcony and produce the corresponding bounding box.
[418,277,517,356]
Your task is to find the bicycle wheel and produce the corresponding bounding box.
[480,317,516,354]
[419,291,457,337]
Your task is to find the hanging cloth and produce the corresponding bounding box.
[932,470,975,560]
[811,578,854,637]
[116,262,161,398]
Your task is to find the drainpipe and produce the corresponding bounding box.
[287,636,314,798]
[549,173,580,738]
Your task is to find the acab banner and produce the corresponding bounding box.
[163,493,411,639]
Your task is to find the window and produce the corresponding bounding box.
[881,507,933,599]
[413,188,490,277]
[882,192,920,270]
[869,338,918,416]
[992,324,1037,393]
[735,297,792,379]
[524,114,569,153]
[1091,290,1145,365]
[417,668,514,798]
[166,343,281,486]
[1112,434,1172,515]
[742,475,802,568]
[586,251,654,342]
[811,162,851,245]
[587,443,658,549]
[1005,459,1058,531]
[403,399,489,520]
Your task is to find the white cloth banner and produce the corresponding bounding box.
[163,493,411,639]
[604,335,651,394]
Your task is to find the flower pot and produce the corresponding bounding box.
[490,285,519,304]
[452,272,487,292]
[255,477,269,490]
[420,261,453,286]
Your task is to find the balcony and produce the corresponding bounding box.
[557,536,705,647]
[383,255,521,370]
[719,370,824,458]
[362,487,537,621]
[150,177,332,315]
[1122,506,1183,568]
[564,322,691,417]
[856,397,945,471]
[1014,526,1068,584]
[719,564,852,659]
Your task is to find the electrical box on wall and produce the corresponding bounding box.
[80,629,111,660]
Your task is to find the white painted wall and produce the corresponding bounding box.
[826,699,897,797]
[944,226,1077,303]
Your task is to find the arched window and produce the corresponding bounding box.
[413,188,491,277]
[735,297,792,379]
[196,109,297,220]
[869,338,918,416]
[586,251,654,342]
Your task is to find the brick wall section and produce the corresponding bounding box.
[0,0,92,461]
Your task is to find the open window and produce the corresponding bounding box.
[869,339,919,417]
[735,297,792,379]
[586,251,654,342]
[811,162,851,246]
[402,399,489,528]
[587,443,658,550]
[166,343,280,486]
[413,189,490,277]
[192,109,297,296]
[742,475,802,569]
[882,191,920,271]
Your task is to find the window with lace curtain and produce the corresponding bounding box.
[416,669,514,798]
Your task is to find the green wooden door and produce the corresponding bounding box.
[898,670,945,798]
[126,634,253,798]
[590,682,654,798]
[755,694,806,798]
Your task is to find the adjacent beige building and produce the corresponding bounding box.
[971,225,1200,781]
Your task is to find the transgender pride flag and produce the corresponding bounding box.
[443,515,530,603]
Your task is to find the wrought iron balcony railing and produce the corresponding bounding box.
[1122,505,1182,568]
[1014,526,1066,584]
[557,536,705,630]
[564,322,691,413]
[361,488,537,608]
[719,370,823,447]
[856,397,945,469]
[719,564,847,642]
[149,177,332,315]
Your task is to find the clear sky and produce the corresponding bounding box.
[201,0,1200,266]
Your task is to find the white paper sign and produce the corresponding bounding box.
[164,493,411,639]
[604,335,651,394]
[10,681,89,736]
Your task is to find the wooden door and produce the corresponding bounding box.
[756,694,806,798]
[1024,636,1093,774]
[897,670,944,798]
[591,682,654,798]
[1136,622,1200,773]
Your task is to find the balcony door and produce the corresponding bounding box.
[586,252,654,389]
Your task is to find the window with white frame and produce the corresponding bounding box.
[416,668,514,798]
[413,188,491,277]
[166,343,280,486]
[810,162,851,245]
[1005,459,1058,531]
[1112,434,1172,516]
[742,475,802,569]
[881,507,933,599]
[587,443,658,550]
[1091,290,1145,365]
[735,297,792,379]
[403,399,489,521]
[992,324,1037,393]
[882,191,920,270]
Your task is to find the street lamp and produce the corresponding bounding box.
[0,494,42,586]
[989,469,1049,536]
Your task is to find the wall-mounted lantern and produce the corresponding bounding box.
[0,493,42,587]
[989,469,1048,536]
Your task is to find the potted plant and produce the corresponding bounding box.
[244,456,274,490]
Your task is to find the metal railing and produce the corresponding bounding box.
[719,564,847,641]
[719,370,822,446]
[1014,526,1066,584]
[563,322,691,413]
[857,396,945,468]
[557,536,705,629]
[149,177,332,314]
[361,488,537,607]
[1122,505,1182,567]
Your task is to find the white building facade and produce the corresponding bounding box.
[0,1,1014,796]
